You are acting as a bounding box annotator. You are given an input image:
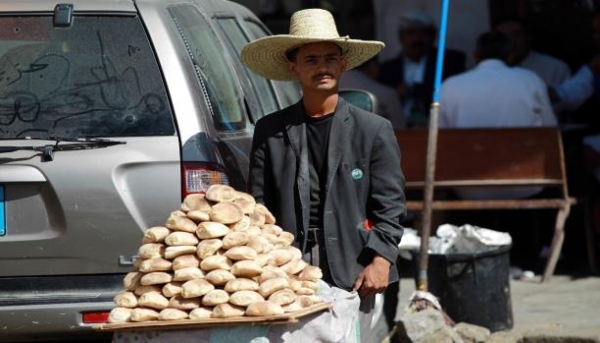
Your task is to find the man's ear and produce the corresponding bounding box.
[288,61,298,77]
[341,55,348,71]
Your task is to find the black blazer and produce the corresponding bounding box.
[248,98,406,290]
[378,48,466,107]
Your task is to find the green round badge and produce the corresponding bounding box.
[351,168,363,180]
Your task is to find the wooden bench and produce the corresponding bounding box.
[395,127,580,282]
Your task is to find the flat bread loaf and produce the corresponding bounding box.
[196,221,231,239]
[212,303,246,318]
[108,307,132,323]
[159,308,189,321]
[229,290,264,307]
[209,202,244,224]
[224,278,259,293]
[245,301,284,316]
[189,307,214,320]
[113,292,138,308]
[201,289,229,306]
[181,279,214,298]
[130,308,159,322]
[142,227,171,243]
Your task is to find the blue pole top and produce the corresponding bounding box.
[432,0,450,103]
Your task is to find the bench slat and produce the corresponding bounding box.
[406,198,576,211]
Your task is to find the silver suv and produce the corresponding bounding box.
[0,0,300,341]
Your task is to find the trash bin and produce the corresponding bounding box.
[413,244,513,332]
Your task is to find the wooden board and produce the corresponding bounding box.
[95,302,332,332]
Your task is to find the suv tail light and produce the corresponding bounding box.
[81,311,110,324]
[182,162,230,199]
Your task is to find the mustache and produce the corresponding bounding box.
[312,72,334,80]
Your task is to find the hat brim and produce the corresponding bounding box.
[241,35,384,81]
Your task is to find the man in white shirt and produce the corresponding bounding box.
[494,16,571,87]
[439,31,557,199]
[339,58,406,129]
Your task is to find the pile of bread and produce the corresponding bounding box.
[108,184,324,323]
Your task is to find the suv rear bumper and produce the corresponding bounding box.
[0,301,114,342]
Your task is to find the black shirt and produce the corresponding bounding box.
[306,113,334,228]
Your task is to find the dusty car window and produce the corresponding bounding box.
[0,16,175,139]
[216,17,278,118]
[169,5,246,132]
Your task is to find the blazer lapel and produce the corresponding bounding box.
[326,98,353,192]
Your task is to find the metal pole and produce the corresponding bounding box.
[417,0,451,292]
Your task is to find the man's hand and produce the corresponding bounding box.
[352,254,391,297]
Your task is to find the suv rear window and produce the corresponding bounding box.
[169,5,247,132]
[0,15,175,139]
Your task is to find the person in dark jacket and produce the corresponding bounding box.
[378,10,466,128]
[240,8,406,341]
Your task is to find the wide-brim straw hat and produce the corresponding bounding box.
[241,8,385,81]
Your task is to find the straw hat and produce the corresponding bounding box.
[241,8,385,81]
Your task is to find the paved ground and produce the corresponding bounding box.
[390,274,600,342]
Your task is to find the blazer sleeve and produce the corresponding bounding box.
[363,120,406,263]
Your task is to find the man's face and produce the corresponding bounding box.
[495,21,529,65]
[288,42,347,93]
[399,24,435,61]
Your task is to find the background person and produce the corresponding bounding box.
[377,10,466,128]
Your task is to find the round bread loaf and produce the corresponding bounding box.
[247,236,271,254]
[162,282,183,298]
[168,295,200,310]
[159,308,189,321]
[212,303,246,318]
[138,243,165,259]
[245,301,284,316]
[229,215,251,232]
[210,202,244,224]
[108,307,132,323]
[268,289,297,306]
[181,193,212,212]
[138,291,169,310]
[224,246,257,261]
[130,308,160,322]
[258,266,288,284]
[196,221,231,239]
[165,232,199,246]
[134,285,162,296]
[200,255,232,271]
[166,215,197,233]
[172,254,200,270]
[139,257,172,273]
[258,277,289,298]
[298,265,323,281]
[256,253,274,267]
[229,290,264,307]
[201,289,230,306]
[143,226,171,243]
[224,278,259,293]
[255,203,276,224]
[165,246,197,259]
[140,272,173,286]
[173,266,205,282]
[196,238,223,259]
[114,291,138,308]
[231,260,263,278]
[181,279,215,298]
[123,271,143,291]
[269,249,293,266]
[275,231,295,247]
[189,306,214,320]
[280,259,308,275]
[282,296,314,313]
[186,210,210,223]
[248,210,266,226]
[205,269,236,286]
[222,231,250,250]
[232,198,255,214]
[260,224,283,236]
[205,184,237,202]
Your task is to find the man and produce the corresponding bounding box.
[439,31,557,200]
[240,8,406,341]
[339,57,406,129]
[494,16,571,86]
[378,10,466,128]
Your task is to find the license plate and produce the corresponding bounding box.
[0,185,5,236]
